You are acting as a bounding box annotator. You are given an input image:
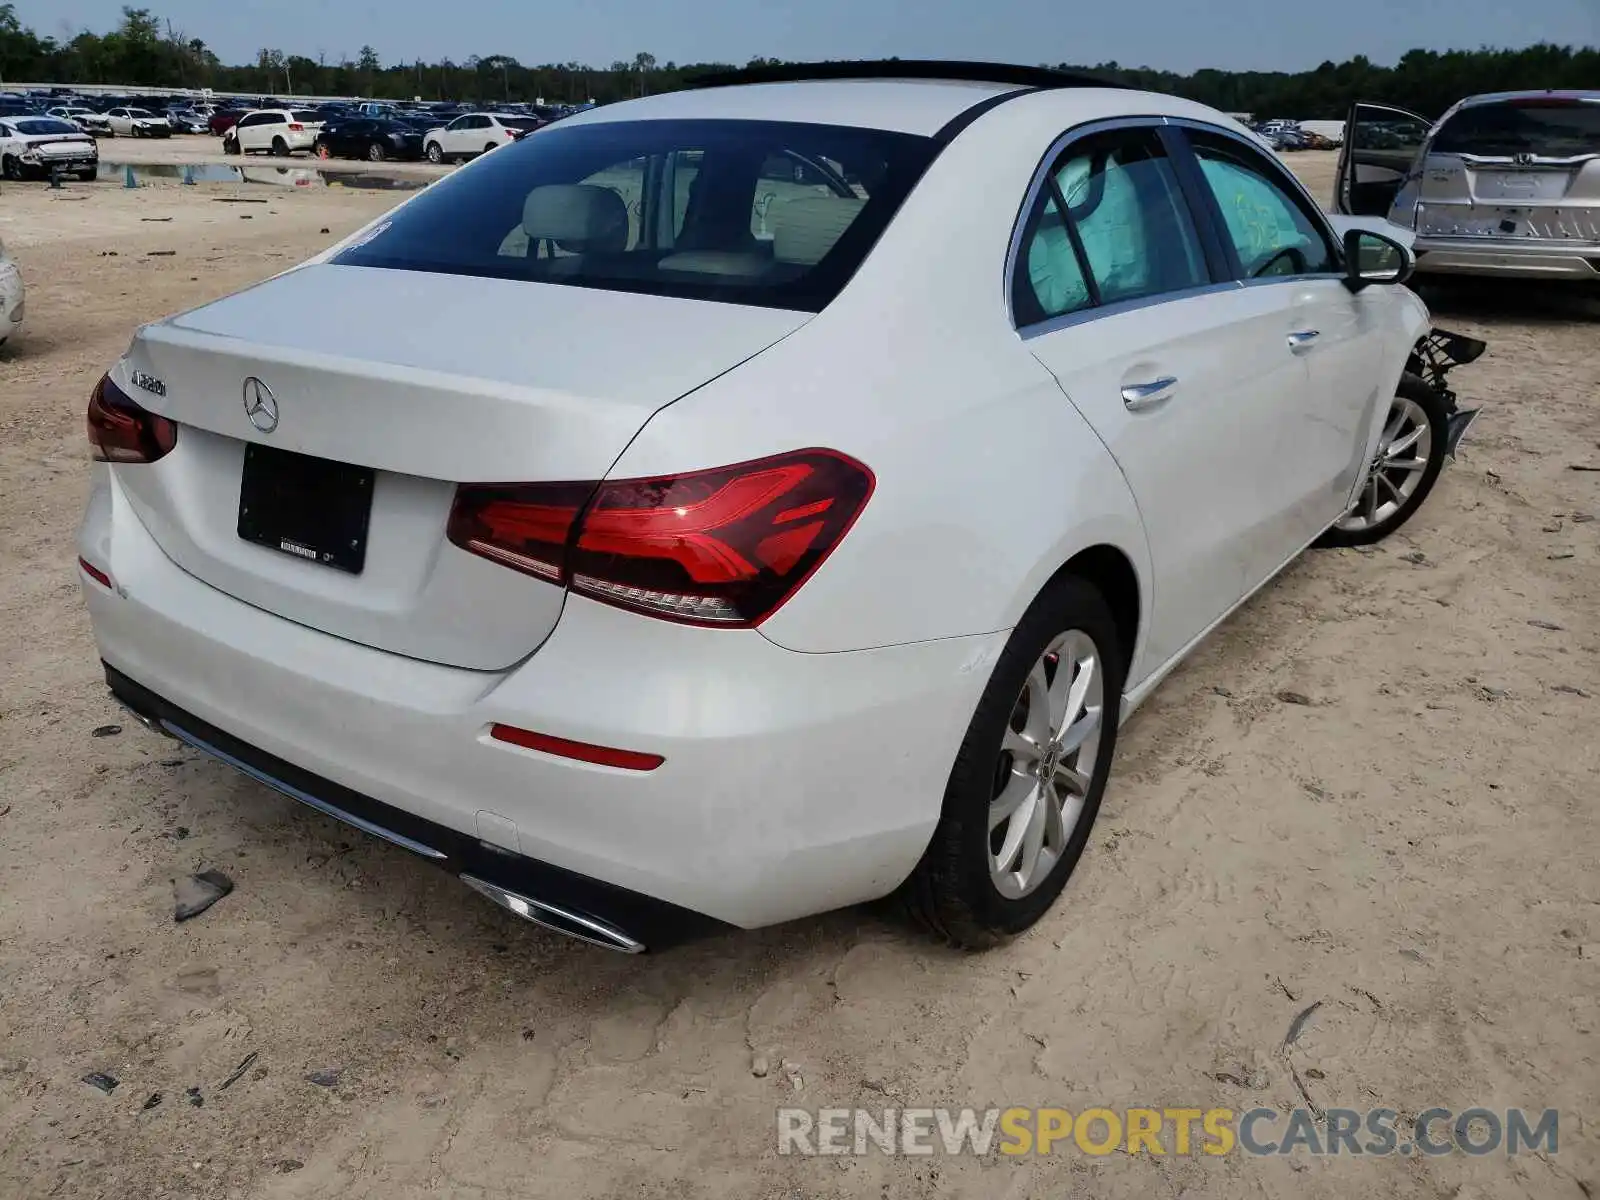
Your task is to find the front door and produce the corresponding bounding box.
[1014,124,1312,669]
[1334,102,1432,218]
[1180,125,1388,533]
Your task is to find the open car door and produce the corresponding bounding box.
[1335,102,1433,217]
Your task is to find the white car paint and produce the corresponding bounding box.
[103,107,170,137]
[0,238,23,347]
[229,109,323,156]
[45,106,108,133]
[422,112,534,160]
[78,77,1432,942]
[0,116,99,179]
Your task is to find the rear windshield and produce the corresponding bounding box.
[291,110,321,123]
[14,118,79,135]
[499,117,543,131]
[1434,100,1600,157]
[331,118,938,312]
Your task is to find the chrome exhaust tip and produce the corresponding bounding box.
[113,697,174,739]
[460,874,646,954]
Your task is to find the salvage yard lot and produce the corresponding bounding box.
[1,154,1597,1200]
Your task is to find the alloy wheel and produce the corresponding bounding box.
[989,629,1104,899]
[1334,395,1433,533]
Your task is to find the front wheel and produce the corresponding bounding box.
[425,142,443,164]
[315,141,332,159]
[1317,372,1447,547]
[223,136,239,155]
[1,155,21,181]
[367,141,386,162]
[900,574,1124,948]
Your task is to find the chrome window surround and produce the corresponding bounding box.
[1005,115,1349,338]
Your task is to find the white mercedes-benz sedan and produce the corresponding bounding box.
[78,62,1480,953]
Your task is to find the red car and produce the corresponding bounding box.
[208,110,244,136]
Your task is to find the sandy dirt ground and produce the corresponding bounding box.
[92,131,451,177]
[1,153,1597,1200]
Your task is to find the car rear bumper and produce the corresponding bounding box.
[78,468,1001,933]
[1413,238,1600,280]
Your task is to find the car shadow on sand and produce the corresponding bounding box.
[1415,276,1600,324]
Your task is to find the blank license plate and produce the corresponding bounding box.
[237,444,374,574]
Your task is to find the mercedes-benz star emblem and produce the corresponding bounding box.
[242,377,279,434]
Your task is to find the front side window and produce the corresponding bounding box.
[333,119,935,312]
[1186,130,1336,277]
[1014,126,1208,324]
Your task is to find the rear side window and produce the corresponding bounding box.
[333,118,937,312]
[1433,99,1600,157]
[1014,126,1208,324]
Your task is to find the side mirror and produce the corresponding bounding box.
[1343,227,1415,292]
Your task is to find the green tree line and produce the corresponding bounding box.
[3,4,1596,118]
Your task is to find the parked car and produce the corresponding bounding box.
[1335,90,1600,285]
[0,236,22,349]
[78,63,1478,953]
[0,116,99,180]
[209,109,245,136]
[103,107,172,138]
[314,117,424,162]
[224,109,325,157]
[167,108,211,134]
[422,112,542,162]
[44,105,108,134]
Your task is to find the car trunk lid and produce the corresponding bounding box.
[1413,97,1600,243]
[115,264,807,670]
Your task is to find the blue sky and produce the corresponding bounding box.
[18,0,1599,74]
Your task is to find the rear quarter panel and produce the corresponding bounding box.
[607,91,1155,660]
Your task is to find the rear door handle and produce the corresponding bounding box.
[1287,329,1321,352]
[1120,376,1178,411]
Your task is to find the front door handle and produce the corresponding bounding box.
[1287,329,1321,352]
[1120,376,1178,411]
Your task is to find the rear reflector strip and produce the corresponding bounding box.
[79,556,112,589]
[489,723,664,771]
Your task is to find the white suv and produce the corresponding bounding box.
[423,112,542,162]
[226,109,324,157]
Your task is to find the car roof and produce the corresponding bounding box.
[1457,89,1600,108]
[563,77,1198,139]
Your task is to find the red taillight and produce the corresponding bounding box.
[86,375,177,464]
[287,122,304,131]
[490,723,663,771]
[78,556,112,589]
[447,449,873,627]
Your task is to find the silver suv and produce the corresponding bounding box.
[1335,90,1600,284]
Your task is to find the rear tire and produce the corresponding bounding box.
[484,142,498,155]
[900,574,1125,948]
[270,135,289,157]
[1316,373,1447,548]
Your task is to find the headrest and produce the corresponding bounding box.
[770,195,867,265]
[521,184,629,252]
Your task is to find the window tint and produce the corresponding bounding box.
[291,110,320,123]
[1014,127,1208,324]
[14,118,79,135]
[1187,132,1336,277]
[333,119,934,311]
[1433,99,1600,157]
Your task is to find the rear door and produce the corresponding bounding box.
[1335,102,1432,217]
[1415,95,1600,244]
[1016,123,1312,668]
